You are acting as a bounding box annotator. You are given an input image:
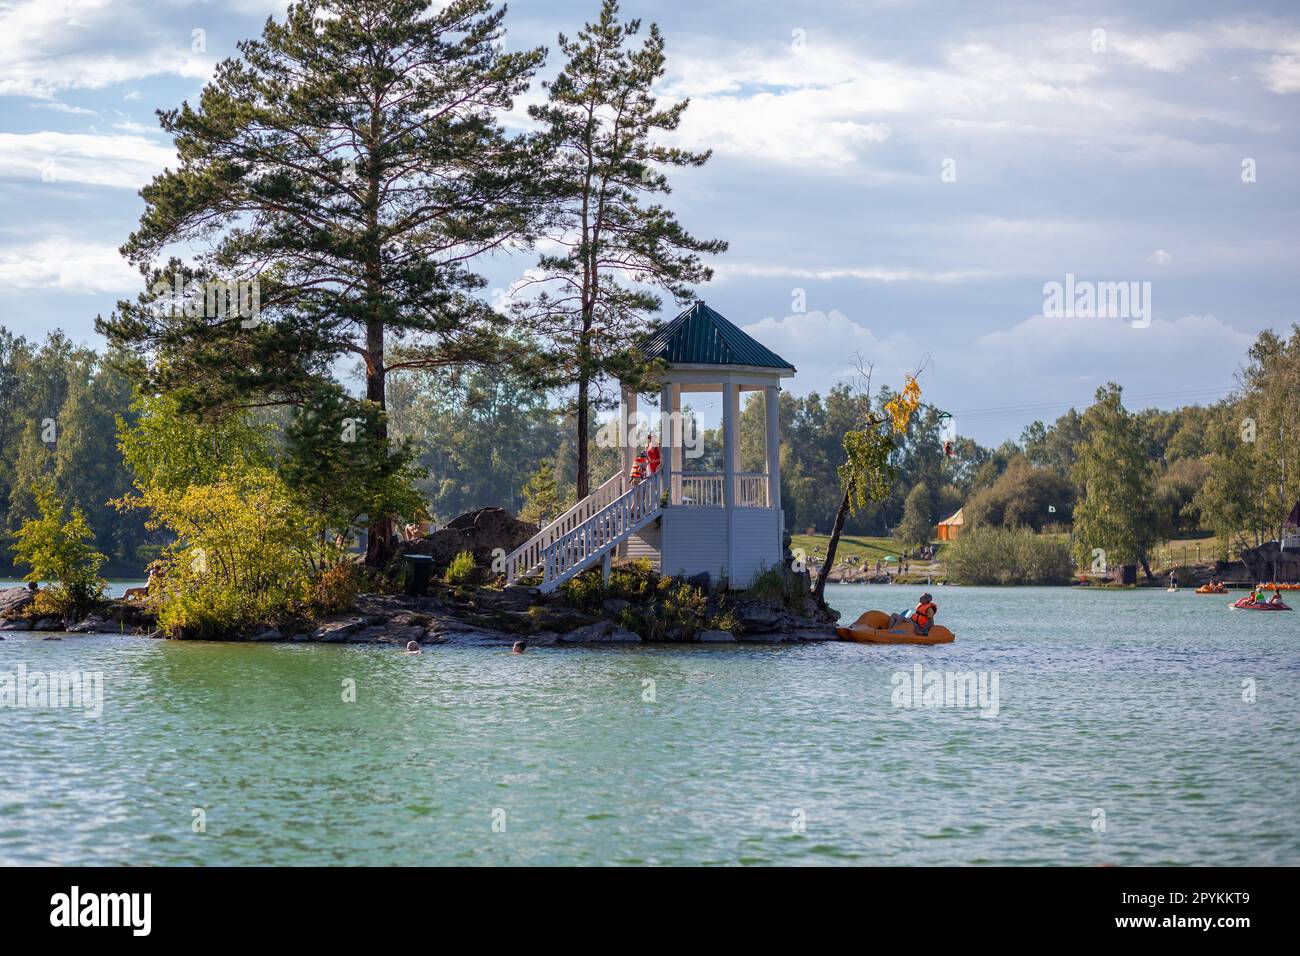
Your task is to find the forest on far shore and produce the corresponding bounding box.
[3,322,1297,578]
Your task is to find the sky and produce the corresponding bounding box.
[1,0,1298,444]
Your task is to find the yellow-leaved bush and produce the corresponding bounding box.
[121,467,332,638]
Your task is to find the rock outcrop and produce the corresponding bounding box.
[394,507,538,575]
[0,587,34,619]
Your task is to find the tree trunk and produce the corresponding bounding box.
[363,317,393,568]
[813,485,853,604]
[575,368,590,500]
[1139,553,1155,582]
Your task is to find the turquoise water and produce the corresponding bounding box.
[0,579,146,599]
[1,584,1297,866]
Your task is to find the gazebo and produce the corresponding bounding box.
[503,301,796,591]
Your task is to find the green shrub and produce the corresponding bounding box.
[11,480,106,621]
[119,467,321,637]
[444,550,477,586]
[747,564,803,606]
[943,526,1073,585]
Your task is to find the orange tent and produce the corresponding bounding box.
[937,508,963,542]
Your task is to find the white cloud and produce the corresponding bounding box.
[934,312,1252,429]
[0,0,214,97]
[659,17,1300,171]
[741,309,916,387]
[1148,249,1172,265]
[0,131,175,189]
[0,238,138,293]
[1112,31,1209,73]
[716,262,991,284]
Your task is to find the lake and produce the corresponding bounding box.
[1,584,1296,865]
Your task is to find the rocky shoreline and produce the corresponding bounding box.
[0,576,841,646]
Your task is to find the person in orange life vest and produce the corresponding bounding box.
[629,449,648,483]
[909,593,938,635]
[889,592,938,634]
[646,441,661,475]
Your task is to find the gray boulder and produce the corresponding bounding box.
[0,587,34,618]
[695,629,736,643]
[0,618,33,632]
[312,618,367,643]
[66,617,113,634]
[561,621,640,643]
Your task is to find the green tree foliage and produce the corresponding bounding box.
[519,459,563,526]
[942,526,1074,586]
[964,456,1075,531]
[116,392,271,495]
[280,385,427,547]
[12,480,107,621]
[1071,384,1162,578]
[386,363,566,521]
[99,0,547,565]
[516,0,725,498]
[896,481,935,551]
[0,331,142,574]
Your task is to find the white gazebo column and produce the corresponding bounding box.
[729,384,742,500]
[620,385,637,480]
[722,382,737,583]
[765,384,782,533]
[659,382,675,505]
[670,383,683,504]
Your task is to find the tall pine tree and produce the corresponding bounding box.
[516,0,725,498]
[99,0,547,564]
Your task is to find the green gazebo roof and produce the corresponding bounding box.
[641,302,795,372]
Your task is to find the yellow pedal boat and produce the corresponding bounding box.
[835,609,956,645]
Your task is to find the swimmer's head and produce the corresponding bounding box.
[406,640,420,652]
[512,640,527,654]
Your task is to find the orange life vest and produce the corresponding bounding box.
[630,454,647,482]
[913,601,937,628]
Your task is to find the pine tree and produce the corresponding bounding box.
[516,0,726,498]
[98,0,547,565]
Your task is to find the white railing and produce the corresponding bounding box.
[678,473,724,507]
[674,472,769,508]
[504,471,626,583]
[540,470,665,592]
[738,473,769,508]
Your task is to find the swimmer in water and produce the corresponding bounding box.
[512,640,527,654]
[404,640,421,654]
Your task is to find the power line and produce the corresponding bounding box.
[948,385,1238,422]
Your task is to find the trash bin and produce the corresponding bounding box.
[404,554,434,597]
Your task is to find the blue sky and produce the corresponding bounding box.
[1,0,1298,443]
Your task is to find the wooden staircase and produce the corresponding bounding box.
[504,470,665,592]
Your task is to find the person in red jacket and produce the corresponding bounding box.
[646,440,661,475]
